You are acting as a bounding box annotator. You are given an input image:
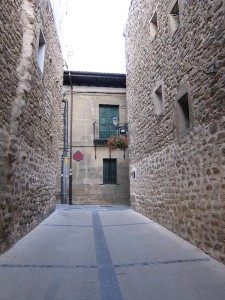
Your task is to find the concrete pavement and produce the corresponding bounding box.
[0,205,225,300]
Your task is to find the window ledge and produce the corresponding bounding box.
[99,184,120,186]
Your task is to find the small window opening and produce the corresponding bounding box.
[170,1,180,34]
[103,159,117,184]
[37,30,46,73]
[177,93,190,134]
[154,85,163,115]
[150,11,158,40]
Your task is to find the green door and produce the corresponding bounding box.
[99,105,119,139]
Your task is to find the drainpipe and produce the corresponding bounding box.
[69,72,73,205]
[61,95,68,204]
[93,122,97,160]
[61,155,64,203]
[62,96,68,156]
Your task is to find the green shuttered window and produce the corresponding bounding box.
[99,105,119,139]
[103,159,117,184]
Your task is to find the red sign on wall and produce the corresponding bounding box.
[73,151,84,162]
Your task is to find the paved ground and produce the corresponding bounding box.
[0,205,225,300]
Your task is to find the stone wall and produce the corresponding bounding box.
[125,0,225,263]
[0,0,63,253]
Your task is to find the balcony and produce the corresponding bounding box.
[93,122,118,145]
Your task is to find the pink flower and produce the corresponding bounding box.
[107,135,128,150]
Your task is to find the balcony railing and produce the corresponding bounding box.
[93,122,118,145]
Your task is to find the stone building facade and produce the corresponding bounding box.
[125,0,225,263]
[0,0,63,253]
[62,71,130,205]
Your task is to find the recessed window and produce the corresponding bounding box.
[154,84,163,115]
[170,1,180,34]
[37,30,46,73]
[99,105,119,139]
[103,159,117,184]
[177,93,190,135]
[150,11,158,40]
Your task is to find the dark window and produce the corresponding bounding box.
[154,84,163,115]
[170,1,180,34]
[177,93,190,134]
[103,159,117,184]
[150,11,158,40]
[99,105,119,139]
[37,30,46,73]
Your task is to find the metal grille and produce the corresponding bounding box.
[103,159,117,184]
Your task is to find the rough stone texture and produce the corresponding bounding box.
[0,0,63,253]
[125,0,225,263]
[62,84,130,205]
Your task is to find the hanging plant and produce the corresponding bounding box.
[107,135,128,150]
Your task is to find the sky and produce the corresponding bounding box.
[63,0,131,73]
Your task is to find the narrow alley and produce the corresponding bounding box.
[0,205,225,300]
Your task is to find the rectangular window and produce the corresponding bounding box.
[177,93,190,134]
[170,1,180,34]
[103,159,117,184]
[154,84,163,115]
[150,11,158,40]
[99,105,119,139]
[37,30,46,73]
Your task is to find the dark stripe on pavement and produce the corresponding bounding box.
[92,210,123,300]
[42,221,152,228]
[0,263,97,269]
[114,257,210,268]
[0,258,210,270]
[103,222,154,227]
[42,224,93,228]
